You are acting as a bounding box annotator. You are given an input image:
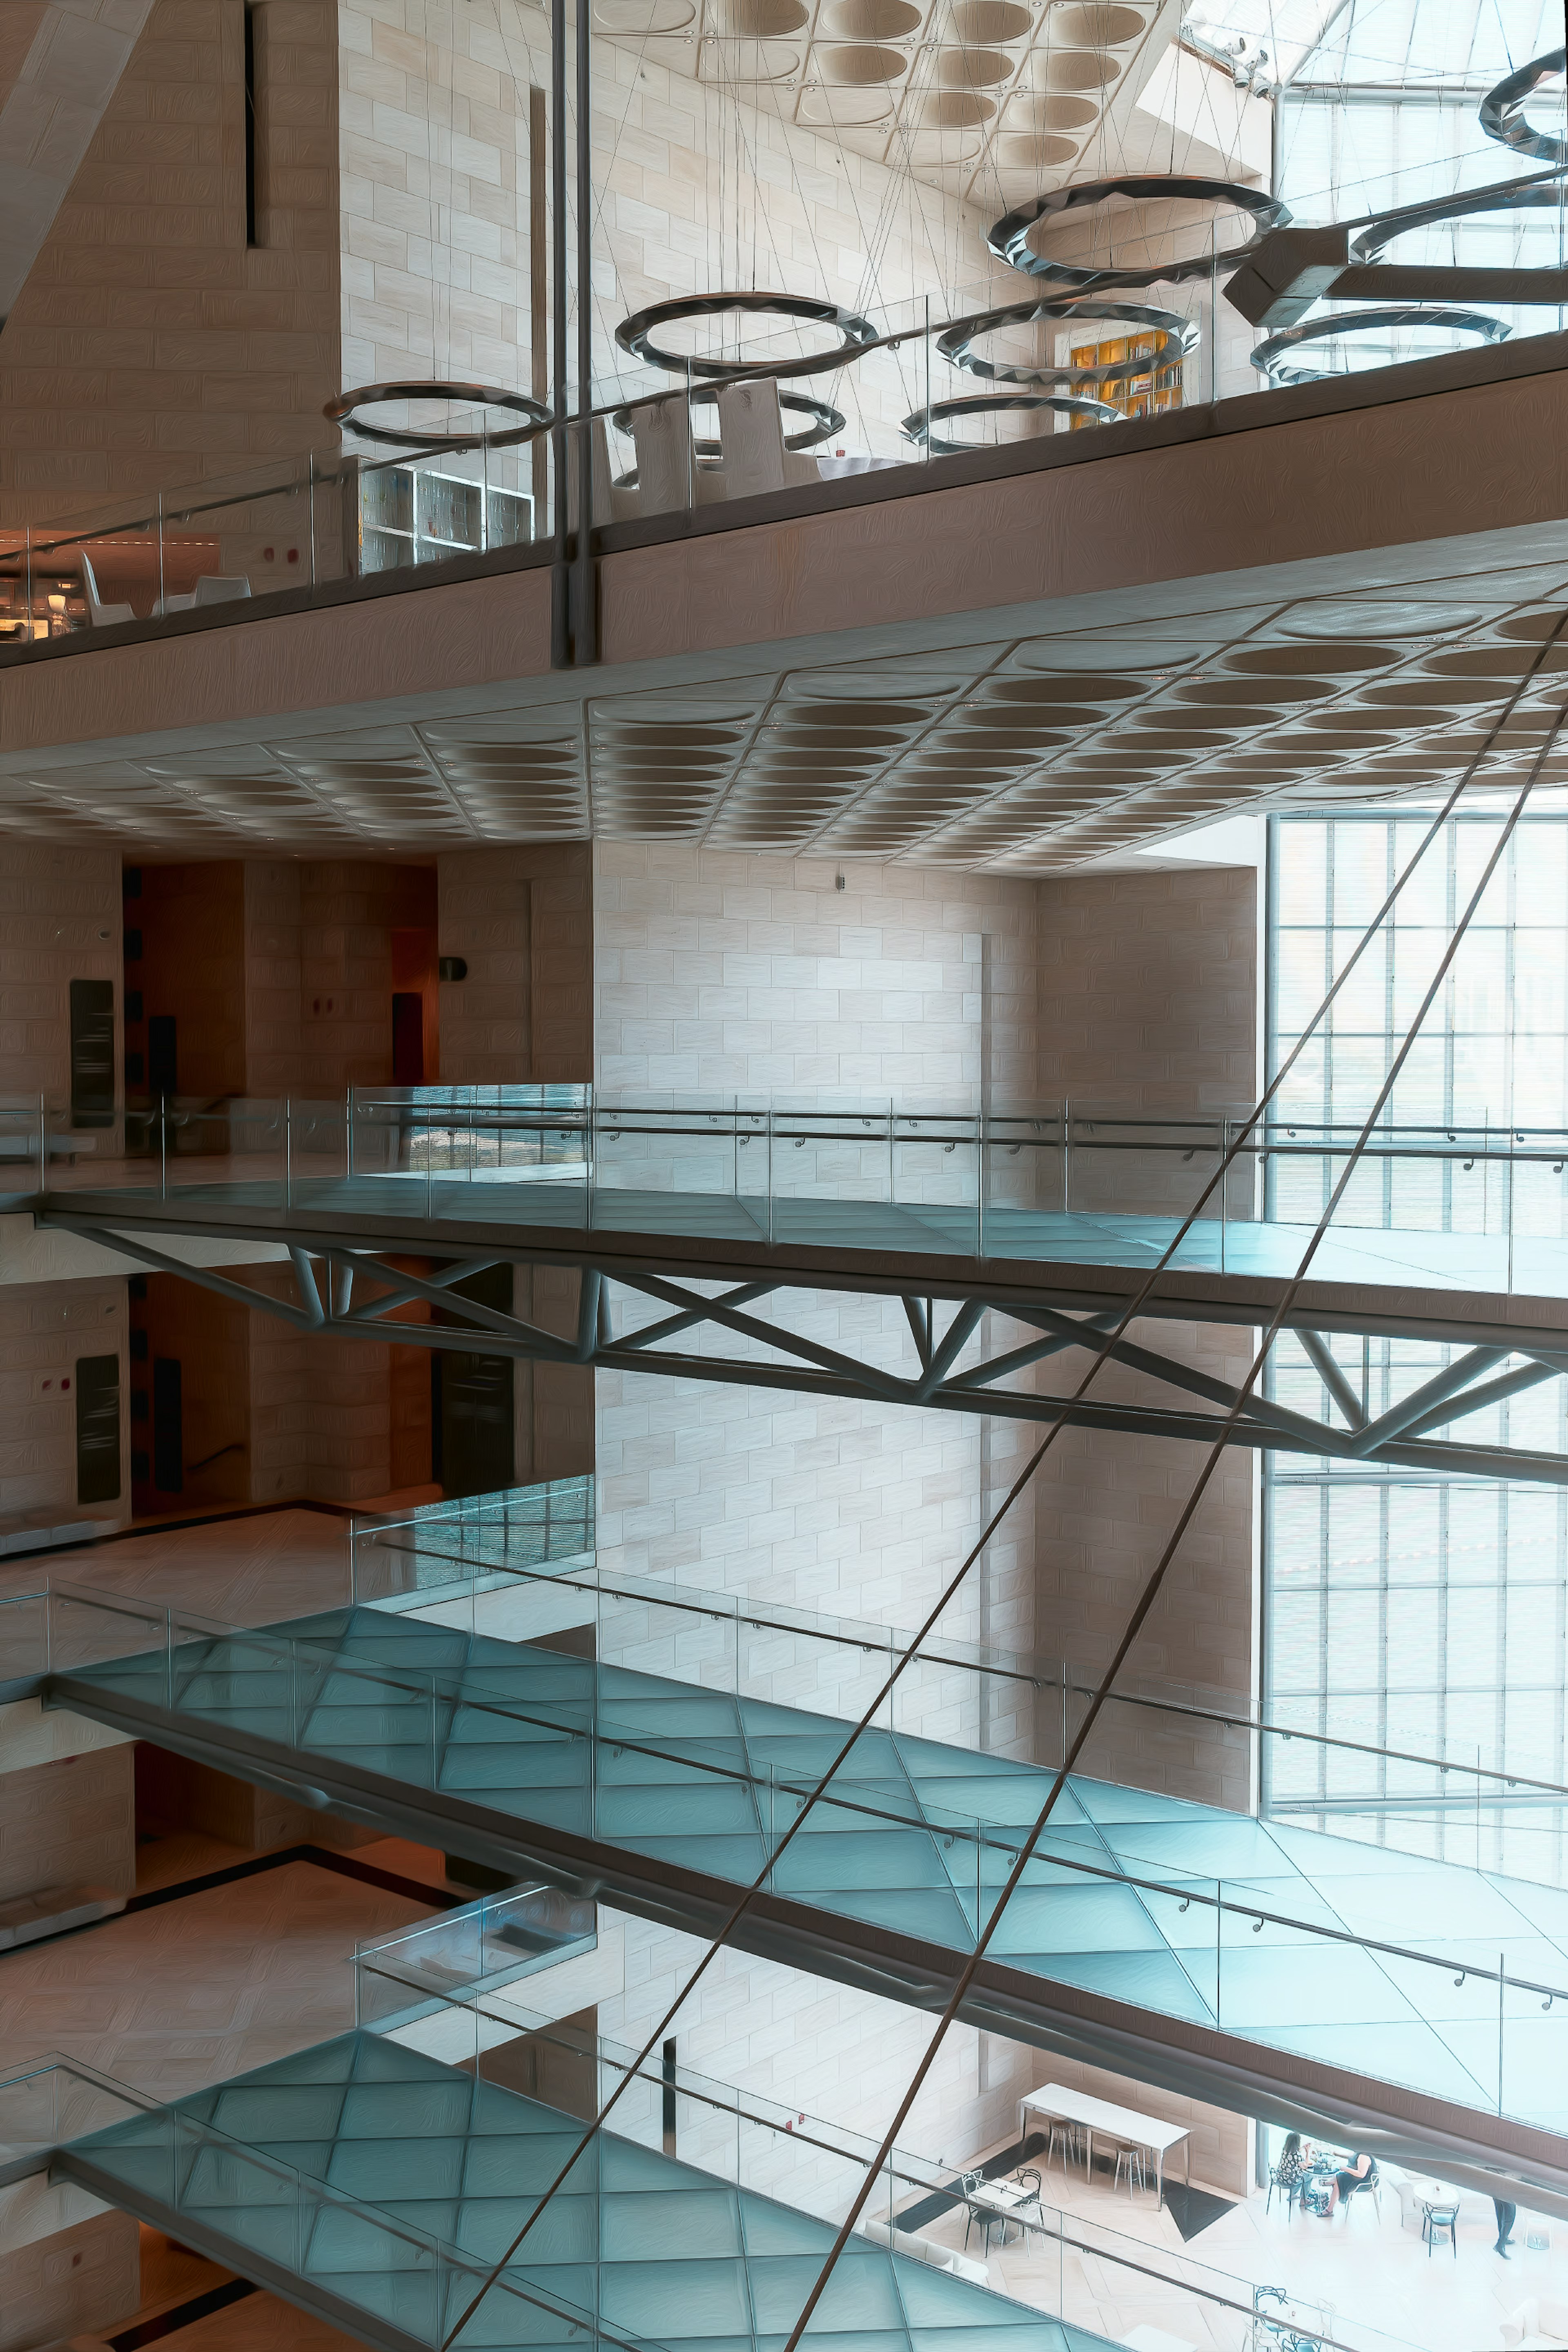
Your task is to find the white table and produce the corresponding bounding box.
[963,2174,1039,2247]
[1020,2084,1189,2201]
[814,454,908,478]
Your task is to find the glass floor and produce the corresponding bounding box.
[51,1608,1568,2141]
[59,2029,1106,2352]
[36,1172,1568,1303]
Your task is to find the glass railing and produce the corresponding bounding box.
[15,1085,1568,1304]
[354,1907,1425,2352]
[0,2053,156,2187]
[3,162,1562,661]
[350,1478,595,1624]
[352,1881,598,2026]
[40,1572,1568,2142]
[62,2086,674,2352]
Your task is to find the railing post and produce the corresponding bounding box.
[1062,1096,1072,1212]
[345,1085,354,1181]
[284,1098,292,1207]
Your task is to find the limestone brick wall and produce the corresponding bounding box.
[131,860,247,1096]
[597,1912,1040,2222]
[0,842,121,1123]
[0,1744,136,1906]
[0,0,341,524]
[438,843,593,1083]
[337,0,1013,470]
[245,1261,402,1502]
[0,2185,139,2352]
[1031,862,1260,1806]
[298,858,438,1092]
[0,1278,127,1533]
[243,858,305,1094]
[592,846,1043,1748]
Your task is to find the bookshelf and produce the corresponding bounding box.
[1068,334,1186,429]
[359,467,534,572]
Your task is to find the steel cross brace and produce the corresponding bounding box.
[55,1221,1568,1486]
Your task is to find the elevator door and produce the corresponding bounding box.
[392,991,425,1086]
[431,1263,514,1497]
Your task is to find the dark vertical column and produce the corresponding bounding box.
[549,0,569,666]
[571,0,597,665]
[529,85,549,542]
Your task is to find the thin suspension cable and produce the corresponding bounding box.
[437,599,1568,2352]
[776,681,1568,2352]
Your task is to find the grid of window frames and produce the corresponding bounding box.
[1263,813,1568,1883]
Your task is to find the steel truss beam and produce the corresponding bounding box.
[51,1218,1568,1486]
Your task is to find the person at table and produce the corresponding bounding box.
[1321,2152,1376,2215]
[1274,2134,1311,2204]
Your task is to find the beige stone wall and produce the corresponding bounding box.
[299,857,437,1092]
[0,2194,139,2352]
[338,0,1013,473]
[245,1259,404,1503]
[0,0,341,524]
[0,1278,127,1532]
[1031,862,1260,1805]
[438,842,593,1083]
[132,860,247,1095]
[0,1743,136,1906]
[0,843,121,1124]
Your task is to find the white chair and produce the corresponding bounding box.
[566,416,639,528]
[77,552,133,626]
[715,377,820,497]
[156,573,252,614]
[1499,2297,1568,2348]
[630,397,727,515]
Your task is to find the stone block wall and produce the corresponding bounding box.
[0,1744,135,1907]
[0,0,341,523]
[0,1277,127,1534]
[0,2184,139,2352]
[0,843,121,1123]
[438,842,593,1083]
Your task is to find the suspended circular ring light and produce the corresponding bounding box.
[615,291,878,380]
[901,389,1121,453]
[1479,45,1567,163]
[1252,305,1511,390]
[937,296,1198,388]
[610,384,845,451]
[988,175,1290,286]
[325,381,551,450]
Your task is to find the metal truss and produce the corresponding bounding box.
[54,1217,1568,1486]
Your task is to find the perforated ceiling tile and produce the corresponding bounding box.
[599,0,1184,205]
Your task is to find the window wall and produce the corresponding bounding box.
[1263,812,1568,1884]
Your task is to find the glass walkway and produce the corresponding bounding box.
[58,2028,1104,2352]
[45,1597,1568,2189]
[16,1091,1568,1316]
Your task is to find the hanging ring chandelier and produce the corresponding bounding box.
[326,382,552,451]
[938,296,1198,389]
[615,291,878,380]
[989,176,1290,287]
[901,389,1123,454]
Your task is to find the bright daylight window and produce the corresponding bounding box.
[1263,813,1568,1884]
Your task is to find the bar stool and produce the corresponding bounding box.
[1046,2117,1084,2173]
[1112,2141,1147,2200]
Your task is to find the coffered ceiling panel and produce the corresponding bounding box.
[3,575,1566,865]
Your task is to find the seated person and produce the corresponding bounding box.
[1321,2152,1377,2215]
[1274,2133,1311,2203]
